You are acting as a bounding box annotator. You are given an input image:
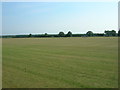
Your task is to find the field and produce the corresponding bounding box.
[2,37,118,88]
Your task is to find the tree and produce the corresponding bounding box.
[28,33,32,37]
[118,29,120,36]
[104,30,116,36]
[58,32,65,37]
[86,31,93,36]
[104,30,110,36]
[111,30,116,36]
[66,31,72,37]
[44,33,48,37]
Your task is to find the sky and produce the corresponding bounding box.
[2,2,118,35]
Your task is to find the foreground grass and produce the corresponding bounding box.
[2,37,118,88]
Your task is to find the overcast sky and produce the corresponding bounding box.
[2,2,118,35]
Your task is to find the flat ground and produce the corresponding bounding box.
[2,37,118,88]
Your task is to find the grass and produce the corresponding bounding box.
[2,37,118,88]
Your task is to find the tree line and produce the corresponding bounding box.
[2,30,120,38]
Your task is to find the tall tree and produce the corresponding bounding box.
[28,33,32,37]
[118,29,120,36]
[66,31,72,37]
[104,30,116,36]
[44,33,48,37]
[86,31,93,36]
[58,32,65,37]
[111,30,116,36]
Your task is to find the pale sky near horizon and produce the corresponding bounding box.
[2,2,118,35]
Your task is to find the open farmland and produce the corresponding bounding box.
[2,37,118,88]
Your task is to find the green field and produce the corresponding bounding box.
[2,37,118,88]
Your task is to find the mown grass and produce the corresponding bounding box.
[2,37,118,88]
